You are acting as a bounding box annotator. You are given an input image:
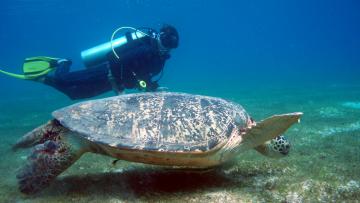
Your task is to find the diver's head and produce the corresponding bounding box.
[255,135,291,158]
[159,24,179,49]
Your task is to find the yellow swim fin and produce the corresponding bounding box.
[0,56,59,80]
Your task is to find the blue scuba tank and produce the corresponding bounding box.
[81,31,147,68]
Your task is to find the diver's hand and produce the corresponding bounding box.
[157,87,169,92]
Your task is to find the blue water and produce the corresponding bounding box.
[0,0,359,202]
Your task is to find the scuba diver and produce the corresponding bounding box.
[0,24,179,100]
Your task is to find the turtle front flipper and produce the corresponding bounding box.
[16,131,87,194]
[13,119,65,150]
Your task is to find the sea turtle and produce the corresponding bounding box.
[13,92,302,194]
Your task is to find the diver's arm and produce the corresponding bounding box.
[142,59,166,92]
[145,80,159,92]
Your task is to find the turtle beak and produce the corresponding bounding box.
[280,149,289,155]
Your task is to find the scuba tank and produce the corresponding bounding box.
[81,27,150,68]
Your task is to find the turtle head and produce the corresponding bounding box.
[255,135,291,158]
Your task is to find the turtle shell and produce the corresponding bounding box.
[53,92,250,152]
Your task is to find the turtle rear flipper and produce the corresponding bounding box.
[238,112,302,152]
[13,120,64,150]
[17,132,86,194]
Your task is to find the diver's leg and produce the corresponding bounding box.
[54,59,72,76]
[44,66,113,100]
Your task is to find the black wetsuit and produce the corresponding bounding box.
[43,35,169,100]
